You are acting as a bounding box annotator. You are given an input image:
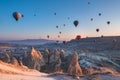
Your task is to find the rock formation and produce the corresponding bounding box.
[22,47,45,71]
[67,52,82,76]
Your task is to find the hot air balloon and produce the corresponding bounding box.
[56,40,59,43]
[47,35,50,39]
[54,13,56,15]
[34,14,36,16]
[107,21,110,25]
[58,35,60,38]
[21,14,24,18]
[96,28,99,32]
[59,31,62,34]
[91,18,93,21]
[73,20,79,27]
[88,2,90,5]
[56,26,58,28]
[98,13,101,16]
[68,17,70,20]
[13,12,21,21]
[63,24,66,27]
[101,35,104,38]
[76,35,81,40]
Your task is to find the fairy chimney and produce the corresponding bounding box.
[67,52,82,76]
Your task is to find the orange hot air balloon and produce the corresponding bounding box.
[96,28,99,32]
[47,35,50,39]
[73,20,79,27]
[13,12,21,21]
[76,35,81,40]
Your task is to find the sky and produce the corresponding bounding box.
[0,0,120,40]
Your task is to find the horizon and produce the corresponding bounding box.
[0,0,120,40]
[0,35,120,41]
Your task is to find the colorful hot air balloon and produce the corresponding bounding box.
[76,35,81,40]
[96,28,99,32]
[73,20,79,27]
[13,12,21,21]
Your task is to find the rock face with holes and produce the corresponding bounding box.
[67,52,82,76]
[22,47,45,71]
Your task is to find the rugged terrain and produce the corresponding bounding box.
[0,36,120,80]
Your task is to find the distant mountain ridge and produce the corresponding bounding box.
[0,39,56,45]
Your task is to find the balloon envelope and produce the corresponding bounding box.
[13,12,21,21]
[107,21,110,25]
[59,32,62,34]
[47,35,50,39]
[76,35,81,40]
[56,26,58,28]
[63,41,66,44]
[73,20,79,27]
[96,28,99,32]
[99,13,101,16]
[91,18,93,21]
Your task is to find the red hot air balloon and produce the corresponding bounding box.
[73,20,79,27]
[76,35,81,40]
[96,28,99,32]
[13,12,21,21]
